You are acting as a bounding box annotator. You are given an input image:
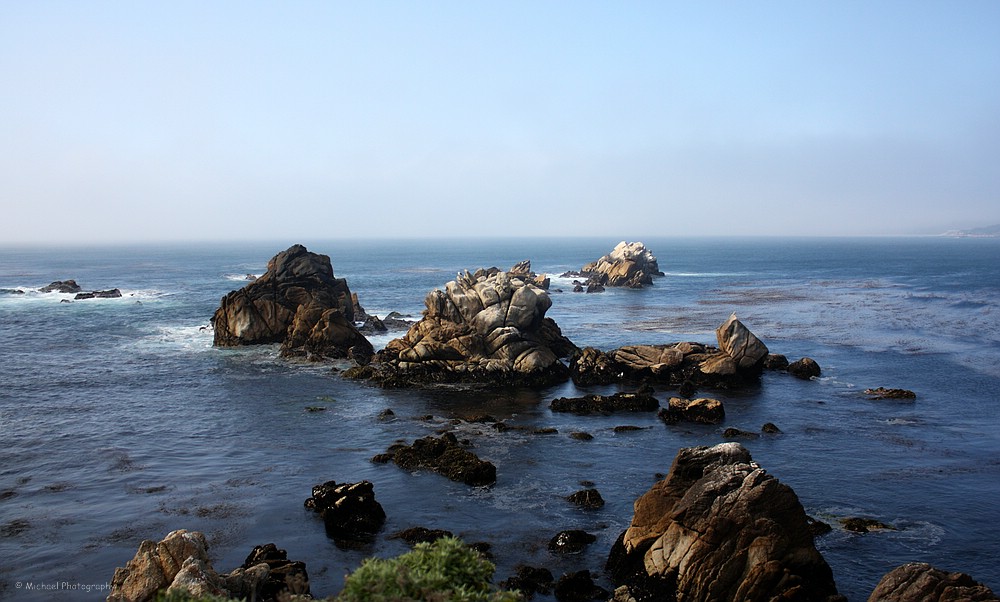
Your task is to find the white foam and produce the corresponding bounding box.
[224,273,259,282]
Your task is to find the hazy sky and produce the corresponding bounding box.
[2,2,999,243]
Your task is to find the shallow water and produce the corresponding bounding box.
[1,237,999,601]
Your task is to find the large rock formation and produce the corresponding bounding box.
[868,562,999,602]
[107,529,299,602]
[365,267,576,386]
[211,244,373,362]
[607,443,844,602]
[574,241,664,288]
[570,315,769,388]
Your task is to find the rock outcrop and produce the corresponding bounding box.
[39,280,82,293]
[570,315,768,388]
[305,480,386,546]
[570,241,664,288]
[868,562,998,601]
[373,433,497,486]
[366,267,576,386]
[607,443,844,602]
[550,390,659,414]
[787,357,821,380]
[211,244,373,362]
[107,529,297,602]
[658,397,725,425]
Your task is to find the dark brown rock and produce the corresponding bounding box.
[865,387,917,400]
[548,529,597,554]
[75,288,122,299]
[39,280,81,293]
[500,565,555,599]
[868,562,999,601]
[567,488,605,509]
[240,543,310,601]
[607,442,844,602]
[212,244,372,362]
[788,357,822,379]
[376,433,497,486]
[304,480,386,546]
[550,391,659,414]
[554,570,610,602]
[659,397,725,425]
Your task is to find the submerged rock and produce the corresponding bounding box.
[374,433,497,486]
[367,266,577,386]
[868,562,999,602]
[550,391,659,414]
[305,480,386,546]
[865,387,917,400]
[211,244,372,362]
[75,288,123,300]
[607,442,844,602]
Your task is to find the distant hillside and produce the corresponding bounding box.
[942,224,1000,237]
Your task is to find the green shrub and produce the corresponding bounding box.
[337,536,521,602]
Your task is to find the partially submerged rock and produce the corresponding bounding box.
[865,387,917,400]
[212,244,373,362]
[658,397,725,425]
[568,241,664,288]
[75,288,122,300]
[550,390,659,414]
[373,433,497,486]
[367,267,577,386]
[305,480,386,546]
[868,562,999,602]
[548,529,597,554]
[570,316,769,389]
[788,357,822,380]
[39,280,82,293]
[606,442,844,602]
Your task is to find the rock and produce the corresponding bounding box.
[841,517,895,533]
[567,488,605,509]
[75,288,122,300]
[723,427,760,440]
[500,565,555,598]
[865,387,917,400]
[0,288,25,295]
[658,397,725,425]
[550,391,659,414]
[240,543,310,600]
[714,313,769,371]
[569,431,594,441]
[367,267,577,386]
[606,442,844,602]
[304,480,386,546]
[868,562,999,602]
[554,570,610,602]
[548,529,597,554]
[579,241,664,288]
[212,244,373,362]
[764,353,789,370]
[788,357,822,379]
[107,529,274,602]
[389,526,454,545]
[762,422,783,434]
[39,280,81,293]
[376,433,497,486]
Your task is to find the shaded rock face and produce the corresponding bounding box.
[607,443,844,602]
[241,544,310,600]
[550,391,659,414]
[305,480,386,547]
[374,432,497,486]
[788,357,821,379]
[571,316,768,389]
[370,268,577,386]
[579,241,664,288]
[868,562,999,602]
[211,244,373,362]
[107,529,277,602]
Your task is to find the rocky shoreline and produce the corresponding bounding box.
[100,243,997,601]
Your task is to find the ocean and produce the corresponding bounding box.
[1,236,998,601]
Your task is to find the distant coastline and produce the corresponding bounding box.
[942,224,1000,238]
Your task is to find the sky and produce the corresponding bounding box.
[2,1,999,244]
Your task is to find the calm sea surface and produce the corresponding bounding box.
[1,237,999,601]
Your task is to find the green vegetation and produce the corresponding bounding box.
[338,536,522,602]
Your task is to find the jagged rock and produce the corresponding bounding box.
[579,241,664,288]
[367,267,577,386]
[107,529,274,602]
[607,443,844,602]
[762,422,783,434]
[865,387,917,400]
[550,391,659,414]
[374,433,497,486]
[841,517,895,533]
[658,397,725,425]
[212,244,373,362]
[554,570,610,602]
[389,526,454,545]
[723,427,760,439]
[788,357,822,379]
[548,529,597,554]
[39,280,82,293]
[305,480,386,546]
[241,543,310,600]
[868,562,999,602]
[567,488,605,509]
[75,288,122,300]
[715,313,769,371]
[500,565,555,598]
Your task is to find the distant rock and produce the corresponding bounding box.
[788,357,822,379]
[550,390,659,414]
[211,244,373,362]
[576,241,664,288]
[75,288,122,300]
[366,267,577,386]
[942,224,1000,238]
[868,562,999,601]
[39,280,81,293]
[865,387,916,400]
[607,442,844,602]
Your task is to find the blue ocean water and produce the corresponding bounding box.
[1,236,998,601]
